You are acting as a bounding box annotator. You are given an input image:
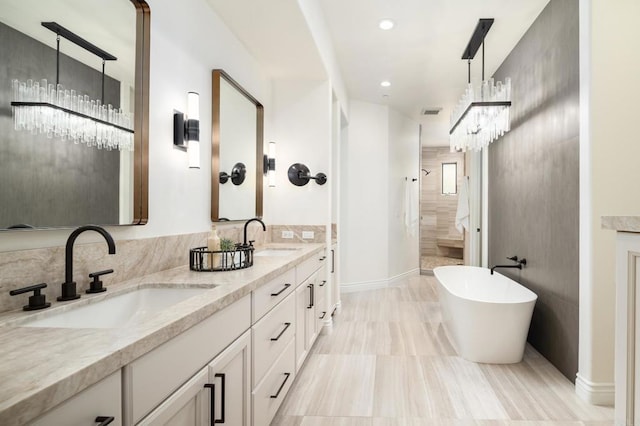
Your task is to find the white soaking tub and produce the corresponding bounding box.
[433,265,537,364]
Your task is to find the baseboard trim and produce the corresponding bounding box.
[575,373,614,406]
[341,269,420,293]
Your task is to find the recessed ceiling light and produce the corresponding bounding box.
[379,19,394,30]
[380,81,391,88]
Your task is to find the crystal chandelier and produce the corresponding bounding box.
[10,22,133,151]
[449,19,511,152]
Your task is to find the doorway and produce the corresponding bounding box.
[419,146,465,273]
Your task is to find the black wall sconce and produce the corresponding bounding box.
[220,162,247,185]
[263,141,276,187]
[288,163,327,186]
[174,92,200,169]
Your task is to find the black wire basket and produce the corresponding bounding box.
[189,246,254,272]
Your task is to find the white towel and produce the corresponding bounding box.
[455,177,470,233]
[405,178,418,237]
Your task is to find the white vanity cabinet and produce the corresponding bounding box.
[137,330,251,426]
[294,252,327,371]
[125,294,251,425]
[30,370,122,426]
[251,267,297,426]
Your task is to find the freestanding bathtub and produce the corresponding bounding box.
[433,265,537,364]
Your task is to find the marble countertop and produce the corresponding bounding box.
[602,216,640,233]
[0,243,324,426]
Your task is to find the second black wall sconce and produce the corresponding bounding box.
[288,163,327,186]
[220,162,246,185]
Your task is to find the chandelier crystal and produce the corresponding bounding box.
[449,77,511,152]
[11,79,134,151]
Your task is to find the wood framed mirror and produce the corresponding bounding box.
[211,69,263,222]
[0,0,149,230]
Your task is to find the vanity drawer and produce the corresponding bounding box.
[128,294,251,424]
[296,249,327,285]
[252,292,295,386]
[252,268,296,322]
[252,339,296,426]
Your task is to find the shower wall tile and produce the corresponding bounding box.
[420,148,464,259]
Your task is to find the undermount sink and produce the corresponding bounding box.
[254,248,301,257]
[20,287,211,329]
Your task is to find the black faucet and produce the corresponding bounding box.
[243,218,266,247]
[58,225,116,301]
[491,257,527,275]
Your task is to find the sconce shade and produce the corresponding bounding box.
[264,141,277,187]
[174,92,200,168]
[288,163,327,186]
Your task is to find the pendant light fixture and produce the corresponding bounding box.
[10,22,134,151]
[449,19,511,152]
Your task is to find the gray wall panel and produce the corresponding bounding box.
[488,0,579,380]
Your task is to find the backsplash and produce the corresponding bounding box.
[270,225,329,244]
[0,223,324,314]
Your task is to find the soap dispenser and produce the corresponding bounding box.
[207,225,221,269]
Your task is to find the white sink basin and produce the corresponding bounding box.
[254,248,301,257]
[21,287,210,329]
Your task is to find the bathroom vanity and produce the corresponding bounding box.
[0,243,328,426]
[603,216,640,426]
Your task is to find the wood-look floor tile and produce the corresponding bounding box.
[278,354,376,417]
[420,356,509,420]
[312,322,389,355]
[372,355,433,418]
[388,322,455,356]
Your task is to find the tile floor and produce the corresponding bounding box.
[272,276,614,425]
[420,256,463,273]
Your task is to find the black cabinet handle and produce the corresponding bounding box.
[95,417,115,426]
[215,373,225,424]
[204,383,215,426]
[331,249,335,273]
[319,280,326,287]
[319,256,326,261]
[270,373,291,399]
[307,284,314,309]
[319,311,326,320]
[270,283,291,297]
[270,322,291,341]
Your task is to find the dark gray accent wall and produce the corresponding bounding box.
[488,0,579,380]
[0,21,121,229]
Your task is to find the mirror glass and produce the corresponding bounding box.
[212,70,263,222]
[442,162,457,195]
[0,0,148,230]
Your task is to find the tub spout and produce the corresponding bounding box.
[491,258,526,275]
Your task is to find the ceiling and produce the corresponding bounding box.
[209,0,551,146]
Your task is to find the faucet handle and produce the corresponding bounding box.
[9,283,51,311]
[87,269,114,294]
[507,255,519,262]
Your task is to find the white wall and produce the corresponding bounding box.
[0,0,273,252]
[577,0,640,404]
[342,101,419,289]
[387,109,420,278]
[264,79,331,226]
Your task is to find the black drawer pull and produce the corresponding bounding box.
[270,372,291,399]
[319,311,326,319]
[95,417,115,426]
[319,280,326,287]
[319,256,326,261]
[331,249,335,273]
[270,322,292,341]
[307,283,314,309]
[270,283,291,297]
